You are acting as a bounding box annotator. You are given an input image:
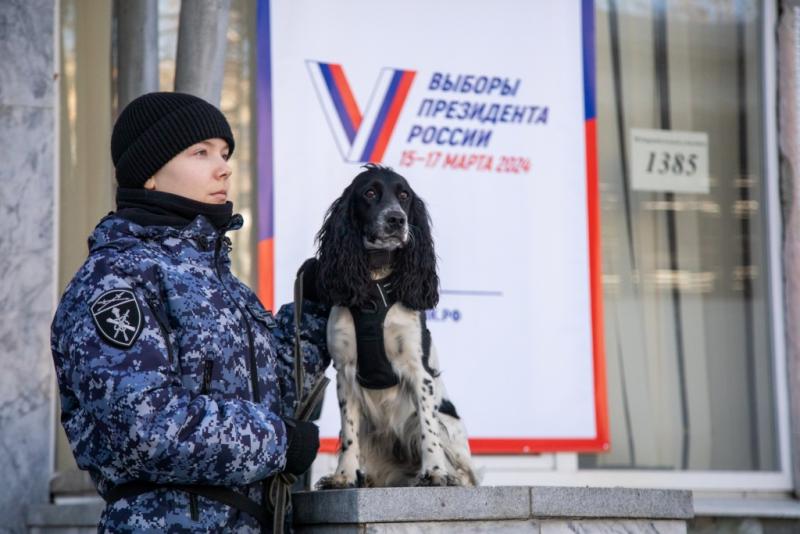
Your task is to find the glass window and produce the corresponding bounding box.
[580,0,777,471]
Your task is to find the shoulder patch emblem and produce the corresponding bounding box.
[91,289,144,349]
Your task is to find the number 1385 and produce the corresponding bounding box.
[646,151,698,176]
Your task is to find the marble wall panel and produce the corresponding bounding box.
[0,0,56,533]
[0,0,54,108]
[539,520,686,534]
[0,309,54,533]
[363,521,539,533]
[294,520,686,534]
[0,105,55,315]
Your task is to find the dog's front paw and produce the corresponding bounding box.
[414,469,462,487]
[315,473,356,490]
[315,469,372,490]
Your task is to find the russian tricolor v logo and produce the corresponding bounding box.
[307,61,415,163]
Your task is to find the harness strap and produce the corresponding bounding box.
[264,268,330,533]
[293,272,304,401]
[104,481,271,528]
[350,278,401,389]
[263,471,296,533]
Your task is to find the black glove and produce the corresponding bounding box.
[283,418,320,476]
[297,257,323,304]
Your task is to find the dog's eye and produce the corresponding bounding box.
[364,190,377,199]
[398,191,409,201]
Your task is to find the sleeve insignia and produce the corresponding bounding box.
[90,289,144,349]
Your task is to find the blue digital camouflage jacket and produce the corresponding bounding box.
[50,213,329,533]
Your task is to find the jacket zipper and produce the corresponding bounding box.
[201,360,214,394]
[147,298,177,372]
[214,236,261,403]
[189,494,199,521]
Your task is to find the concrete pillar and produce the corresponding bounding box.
[174,0,231,105]
[0,0,57,531]
[116,0,159,110]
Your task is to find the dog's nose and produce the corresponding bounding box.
[385,211,406,231]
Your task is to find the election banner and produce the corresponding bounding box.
[256,0,608,453]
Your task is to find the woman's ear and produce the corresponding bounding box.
[143,177,156,191]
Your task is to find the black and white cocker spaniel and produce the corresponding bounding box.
[314,163,477,488]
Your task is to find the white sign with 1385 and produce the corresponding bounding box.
[630,128,709,194]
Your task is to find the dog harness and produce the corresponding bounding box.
[350,278,402,389]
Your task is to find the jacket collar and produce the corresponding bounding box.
[115,188,235,230]
[88,212,243,253]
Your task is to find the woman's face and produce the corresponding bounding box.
[145,138,232,204]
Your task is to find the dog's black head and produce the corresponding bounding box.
[352,165,412,251]
[316,163,439,310]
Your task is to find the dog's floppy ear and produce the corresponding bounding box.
[393,194,439,310]
[316,184,371,306]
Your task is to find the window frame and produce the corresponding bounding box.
[462,0,792,493]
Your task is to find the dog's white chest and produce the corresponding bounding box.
[382,304,426,375]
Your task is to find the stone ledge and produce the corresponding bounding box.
[26,487,693,531]
[694,497,800,518]
[531,487,693,519]
[293,486,693,525]
[294,486,530,524]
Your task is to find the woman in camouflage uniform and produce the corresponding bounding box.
[51,92,328,532]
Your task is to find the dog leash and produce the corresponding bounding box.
[266,269,330,533]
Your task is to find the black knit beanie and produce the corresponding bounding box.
[111,92,235,189]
